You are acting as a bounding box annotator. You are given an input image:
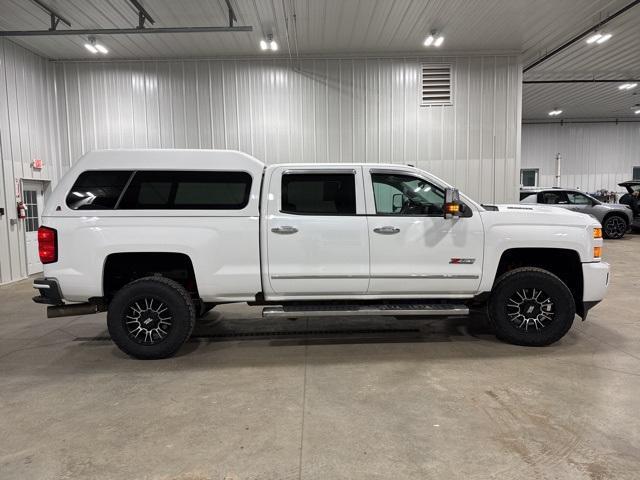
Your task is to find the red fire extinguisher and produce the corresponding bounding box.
[17,201,27,219]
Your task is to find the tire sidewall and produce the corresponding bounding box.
[107,278,194,359]
[489,269,575,346]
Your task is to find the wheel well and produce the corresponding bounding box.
[495,248,583,312]
[103,253,198,300]
[602,211,628,224]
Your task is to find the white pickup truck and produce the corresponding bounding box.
[33,149,609,359]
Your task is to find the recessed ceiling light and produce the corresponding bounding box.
[596,33,612,44]
[619,83,638,90]
[423,35,434,47]
[585,32,602,44]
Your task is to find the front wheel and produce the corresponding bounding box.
[488,267,575,346]
[602,214,628,239]
[107,276,196,359]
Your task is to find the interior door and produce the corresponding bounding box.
[23,182,45,275]
[265,167,369,296]
[364,168,484,295]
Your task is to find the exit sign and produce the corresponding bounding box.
[32,159,43,170]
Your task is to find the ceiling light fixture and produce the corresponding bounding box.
[619,83,638,90]
[585,32,602,44]
[424,31,444,47]
[84,36,108,54]
[635,109,640,114]
[84,43,98,54]
[596,33,612,44]
[260,34,278,51]
[548,109,563,116]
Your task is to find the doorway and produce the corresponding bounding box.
[22,180,46,275]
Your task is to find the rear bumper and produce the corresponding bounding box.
[582,262,610,303]
[32,278,64,306]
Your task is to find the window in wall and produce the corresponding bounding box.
[371,173,444,216]
[520,169,539,187]
[118,171,252,209]
[281,173,356,215]
[633,166,640,180]
[23,190,39,232]
[66,171,133,210]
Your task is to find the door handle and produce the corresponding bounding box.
[271,225,298,235]
[373,226,400,235]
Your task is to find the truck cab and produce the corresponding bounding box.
[33,150,609,359]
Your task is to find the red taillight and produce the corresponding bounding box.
[38,226,57,264]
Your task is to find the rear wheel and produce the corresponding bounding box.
[602,214,628,239]
[107,276,195,359]
[488,267,575,346]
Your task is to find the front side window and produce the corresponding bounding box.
[371,173,444,215]
[118,171,252,210]
[66,171,132,210]
[566,192,593,205]
[281,173,356,215]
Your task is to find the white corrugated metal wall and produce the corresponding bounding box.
[522,123,640,192]
[0,48,522,284]
[0,39,60,284]
[54,55,522,203]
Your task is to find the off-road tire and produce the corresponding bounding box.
[107,276,196,359]
[488,267,575,346]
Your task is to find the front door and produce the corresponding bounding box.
[364,168,484,295]
[23,181,45,275]
[265,167,370,296]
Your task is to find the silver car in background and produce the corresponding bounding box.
[520,188,633,239]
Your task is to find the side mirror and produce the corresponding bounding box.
[444,188,462,219]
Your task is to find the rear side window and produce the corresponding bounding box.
[118,171,252,210]
[281,173,356,215]
[66,171,132,210]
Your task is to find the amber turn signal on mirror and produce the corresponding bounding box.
[444,203,460,214]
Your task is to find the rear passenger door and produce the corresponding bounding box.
[264,167,369,296]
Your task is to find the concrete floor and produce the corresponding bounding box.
[1,238,639,480]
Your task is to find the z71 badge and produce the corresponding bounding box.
[450,258,476,264]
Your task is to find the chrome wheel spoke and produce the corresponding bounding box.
[507,288,555,331]
[124,297,173,345]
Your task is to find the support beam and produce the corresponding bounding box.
[224,0,238,27]
[524,0,640,73]
[30,0,71,31]
[128,0,155,29]
[0,26,252,37]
